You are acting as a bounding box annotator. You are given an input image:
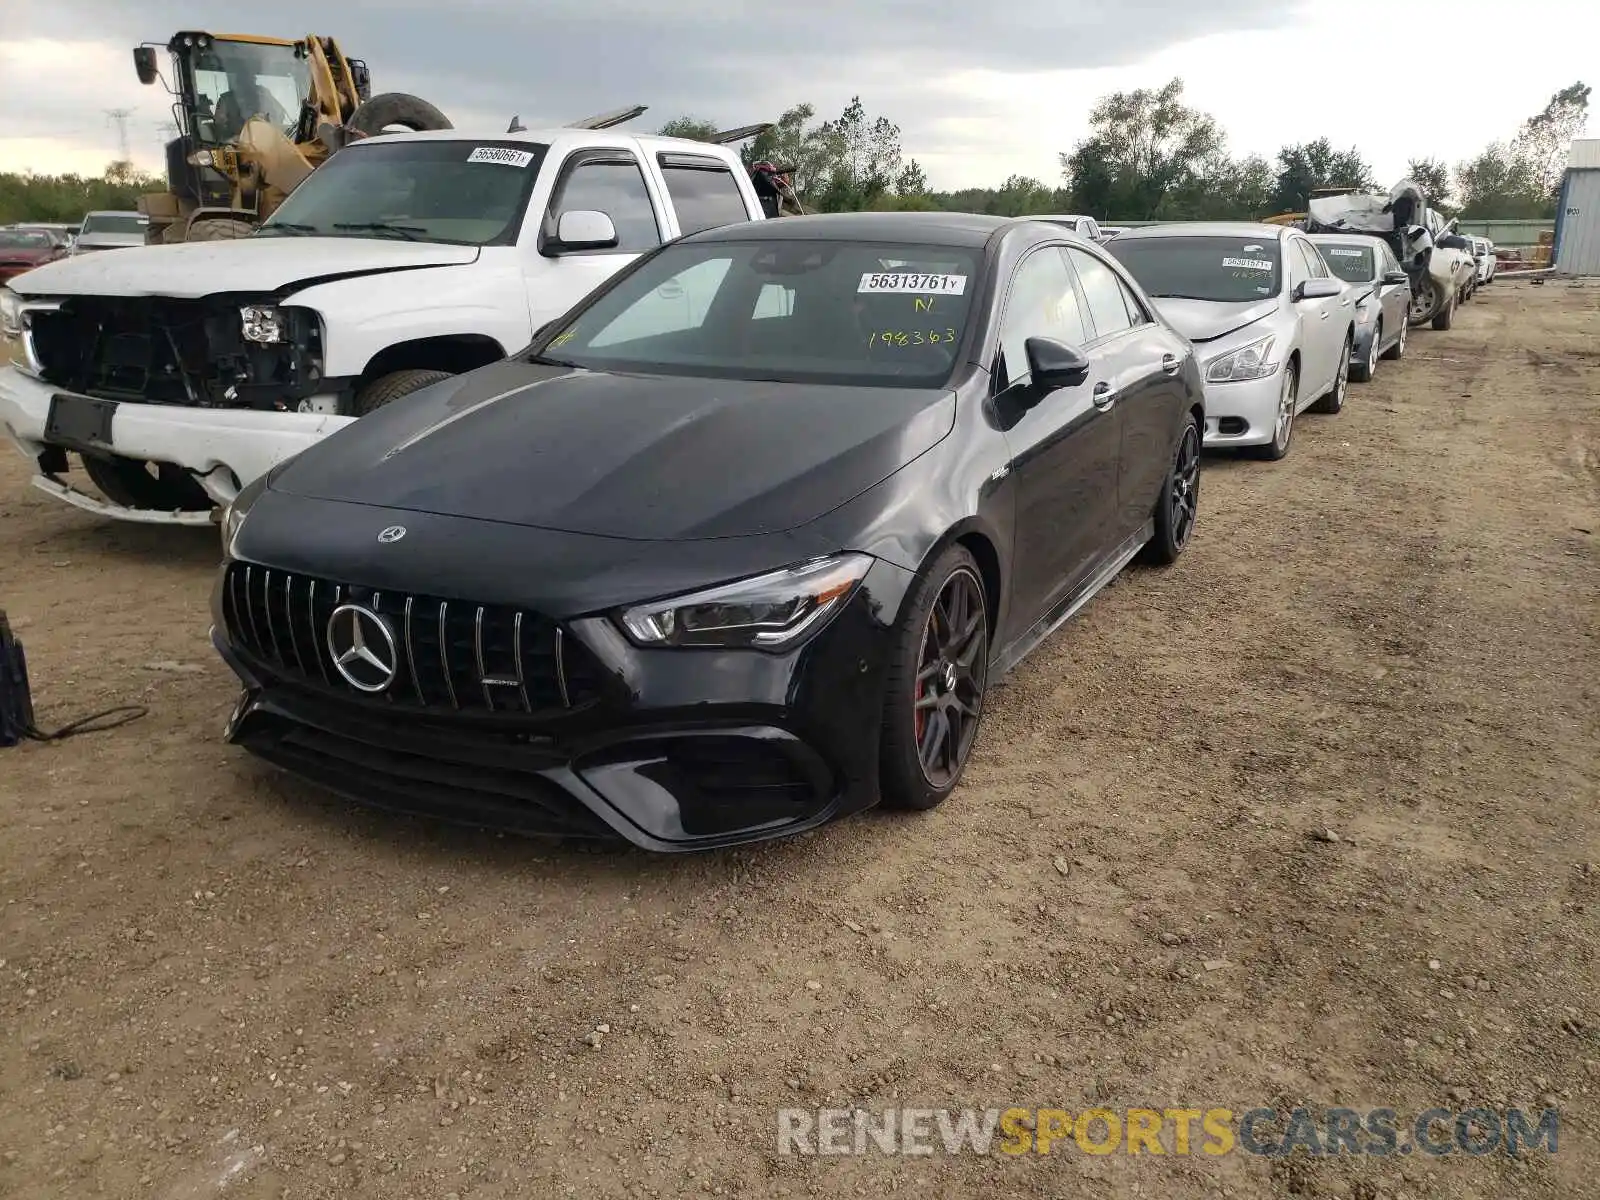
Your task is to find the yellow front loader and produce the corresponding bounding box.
[132,31,451,243]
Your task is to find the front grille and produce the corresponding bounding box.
[30,297,217,403]
[222,562,606,716]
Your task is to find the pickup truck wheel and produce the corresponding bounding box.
[185,218,256,242]
[81,455,212,512]
[354,369,454,416]
[1407,280,1442,327]
[1431,295,1455,331]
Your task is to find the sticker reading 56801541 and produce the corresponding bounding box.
[1222,257,1273,271]
[467,146,536,169]
[858,272,967,295]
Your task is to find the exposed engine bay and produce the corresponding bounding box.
[27,296,326,410]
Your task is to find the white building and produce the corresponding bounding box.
[1553,138,1600,275]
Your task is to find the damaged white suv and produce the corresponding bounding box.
[0,127,768,523]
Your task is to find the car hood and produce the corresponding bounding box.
[5,237,480,300]
[73,234,145,251]
[1150,296,1279,343]
[268,358,957,541]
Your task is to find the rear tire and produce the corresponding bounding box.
[184,218,256,242]
[352,369,454,416]
[1140,413,1201,565]
[80,455,212,512]
[880,545,989,812]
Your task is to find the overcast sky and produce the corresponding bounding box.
[2,0,1594,197]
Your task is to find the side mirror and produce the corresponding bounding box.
[1024,337,1091,391]
[133,47,159,86]
[1382,270,1410,286]
[546,210,618,254]
[1294,277,1343,301]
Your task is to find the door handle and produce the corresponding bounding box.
[1092,381,1116,410]
[1160,353,1181,375]
[1319,311,1330,320]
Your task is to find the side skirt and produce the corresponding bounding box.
[988,519,1153,679]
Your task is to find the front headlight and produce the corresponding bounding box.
[617,553,874,650]
[0,287,21,337]
[240,305,286,344]
[220,499,248,558]
[187,150,216,168]
[1205,333,1277,383]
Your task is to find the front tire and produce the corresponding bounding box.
[1350,324,1379,382]
[1382,315,1408,361]
[80,455,212,512]
[1408,279,1442,327]
[352,369,454,416]
[1431,295,1455,331]
[880,546,989,812]
[1312,335,1351,412]
[1251,362,1299,461]
[1140,413,1201,565]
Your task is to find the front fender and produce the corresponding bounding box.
[287,264,533,377]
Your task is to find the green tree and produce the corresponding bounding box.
[655,117,721,141]
[1059,79,1224,220]
[1511,82,1591,197]
[0,162,164,225]
[895,159,929,197]
[1270,139,1375,213]
[1406,157,1453,207]
[743,103,842,207]
[1454,142,1550,218]
[813,96,908,212]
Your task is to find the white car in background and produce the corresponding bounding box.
[1470,236,1496,284]
[70,211,149,255]
[1107,221,1354,461]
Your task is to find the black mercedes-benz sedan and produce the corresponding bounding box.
[213,212,1204,851]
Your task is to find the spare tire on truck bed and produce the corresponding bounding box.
[347,94,453,138]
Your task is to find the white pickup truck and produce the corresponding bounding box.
[0,126,769,523]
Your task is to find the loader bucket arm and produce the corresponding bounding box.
[709,123,774,145]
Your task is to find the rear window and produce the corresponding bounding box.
[1107,234,1282,303]
[539,239,981,388]
[80,214,147,236]
[660,159,751,235]
[1316,242,1376,283]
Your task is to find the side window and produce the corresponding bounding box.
[659,161,750,236]
[588,256,732,347]
[1287,242,1313,291]
[1068,248,1134,341]
[547,155,661,253]
[996,249,1089,388]
[1297,240,1330,277]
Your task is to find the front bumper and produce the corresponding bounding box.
[0,365,352,521]
[210,555,915,852]
[1200,368,1282,448]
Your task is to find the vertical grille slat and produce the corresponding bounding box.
[220,563,593,716]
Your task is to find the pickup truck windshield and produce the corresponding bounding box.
[256,139,549,246]
[1108,235,1283,303]
[80,214,147,236]
[536,239,981,388]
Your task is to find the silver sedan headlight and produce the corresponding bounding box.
[1204,333,1277,383]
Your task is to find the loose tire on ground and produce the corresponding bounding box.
[347,93,452,138]
[81,455,212,512]
[352,369,454,416]
[879,544,989,812]
[183,218,256,242]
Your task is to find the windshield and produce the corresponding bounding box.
[0,231,51,250]
[537,239,981,388]
[188,38,311,144]
[80,214,147,236]
[1107,234,1281,302]
[1315,242,1376,284]
[257,139,548,246]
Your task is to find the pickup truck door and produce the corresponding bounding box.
[522,148,668,333]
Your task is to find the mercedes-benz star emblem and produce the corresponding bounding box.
[325,604,399,693]
[377,525,407,544]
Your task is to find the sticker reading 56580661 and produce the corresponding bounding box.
[467,146,536,169]
[858,272,967,295]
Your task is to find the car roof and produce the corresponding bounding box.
[1308,232,1383,243]
[1029,213,1096,222]
[347,127,744,157]
[1114,220,1291,240]
[687,211,1013,247]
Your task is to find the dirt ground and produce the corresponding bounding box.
[0,282,1596,1200]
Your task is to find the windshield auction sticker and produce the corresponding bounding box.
[466,146,536,168]
[1324,247,1365,258]
[1221,257,1272,271]
[858,272,968,295]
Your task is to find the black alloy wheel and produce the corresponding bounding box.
[881,546,989,811]
[1142,415,1200,564]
